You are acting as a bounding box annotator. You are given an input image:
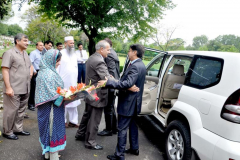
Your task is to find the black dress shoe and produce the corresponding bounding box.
[124,148,139,155]
[107,155,119,160]
[112,130,118,134]
[13,131,30,136]
[2,133,18,140]
[97,129,112,136]
[28,105,35,111]
[85,144,103,150]
[75,135,85,141]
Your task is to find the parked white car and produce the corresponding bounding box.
[123,48,240,160]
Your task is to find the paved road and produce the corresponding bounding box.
[0,102,167,160]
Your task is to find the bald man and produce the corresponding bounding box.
[28,42,44,111]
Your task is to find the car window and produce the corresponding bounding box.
[185,56,224,89]
[168,56,192,74]
[146,54,166,77]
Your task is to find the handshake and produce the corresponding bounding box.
[97,76,140,92]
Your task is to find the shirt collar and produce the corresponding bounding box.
[130,58,140,64]
[97,52,104,60]
[14,46,25,54]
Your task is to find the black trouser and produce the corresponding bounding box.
[114,115,139,160]
[77,63,86,83]
[104,91,117,131]
[28,71,38,107]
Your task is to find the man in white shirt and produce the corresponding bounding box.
[57,36,81,128]
[76,43,88,83]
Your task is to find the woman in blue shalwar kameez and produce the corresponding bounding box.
[35,49,74,160]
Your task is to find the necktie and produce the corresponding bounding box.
[80,51,83,57]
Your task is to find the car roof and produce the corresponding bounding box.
[167,50,240,59]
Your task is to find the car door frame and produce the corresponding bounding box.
[139,47,168,115]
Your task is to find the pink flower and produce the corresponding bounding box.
[92,93,100,101]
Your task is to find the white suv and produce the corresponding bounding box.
[131,48,240,160]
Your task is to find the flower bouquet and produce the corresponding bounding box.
[56,81,104,102]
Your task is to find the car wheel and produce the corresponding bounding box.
[165,120,191,160]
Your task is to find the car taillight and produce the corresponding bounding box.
[221,89,240,124]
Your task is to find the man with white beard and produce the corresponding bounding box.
[57,36,81,128]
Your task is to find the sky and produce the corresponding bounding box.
[7,0,240,46]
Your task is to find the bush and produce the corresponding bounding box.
[120,66,123,72]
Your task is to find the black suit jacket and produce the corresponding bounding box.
[106,58,146,116]
[105,48,120,80]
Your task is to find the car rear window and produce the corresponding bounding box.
[185,56,224,89]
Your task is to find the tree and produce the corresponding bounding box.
[218,45,238,52]
[23,6,68,44]
[198,45,208,51]
[0,23,8,35]
[185,45,195,50]
[0,0,12,20]
[21,5,41,24]
[8,24,23,36]
[166,38,185,51]
[215,34,240,52]
[31,0,174,55]
[192,35,208,49]
[151,25,184,51]
[206,40,222,51]
[25,19,67,44]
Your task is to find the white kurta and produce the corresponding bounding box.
[57,49,81,108]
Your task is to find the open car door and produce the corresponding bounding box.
[140,48,168,114]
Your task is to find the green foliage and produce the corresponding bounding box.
[185,45,195,50]
[24,6,68,44]
[166,38,185,51]
[198,45,208,51]
[192,35,208,49]
[207,40,223,51]
[0,23,8,35]
[0,0,12,20]
[30,0,174,54]
[8,24,23,36]
[25,19,67,44]
[215,34,240,52]
[218,45,239,52]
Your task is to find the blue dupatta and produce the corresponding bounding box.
[35,49,64,107]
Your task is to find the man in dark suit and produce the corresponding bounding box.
[98,38,120,136]
[98,44,146,160]
[75,40,112,150]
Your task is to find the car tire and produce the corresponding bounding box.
[165,120,191,160]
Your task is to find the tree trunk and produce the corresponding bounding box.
[88,37,96,55]
[87,27,98,56]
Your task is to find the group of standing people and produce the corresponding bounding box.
[1,33,146,160]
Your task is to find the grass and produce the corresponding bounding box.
[119,56,151,66]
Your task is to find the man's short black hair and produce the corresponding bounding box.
[44,40,53,45]
[130,44,145,59]
[56,42,63,46]
[77,42,83,48]
[104,38,112,47]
